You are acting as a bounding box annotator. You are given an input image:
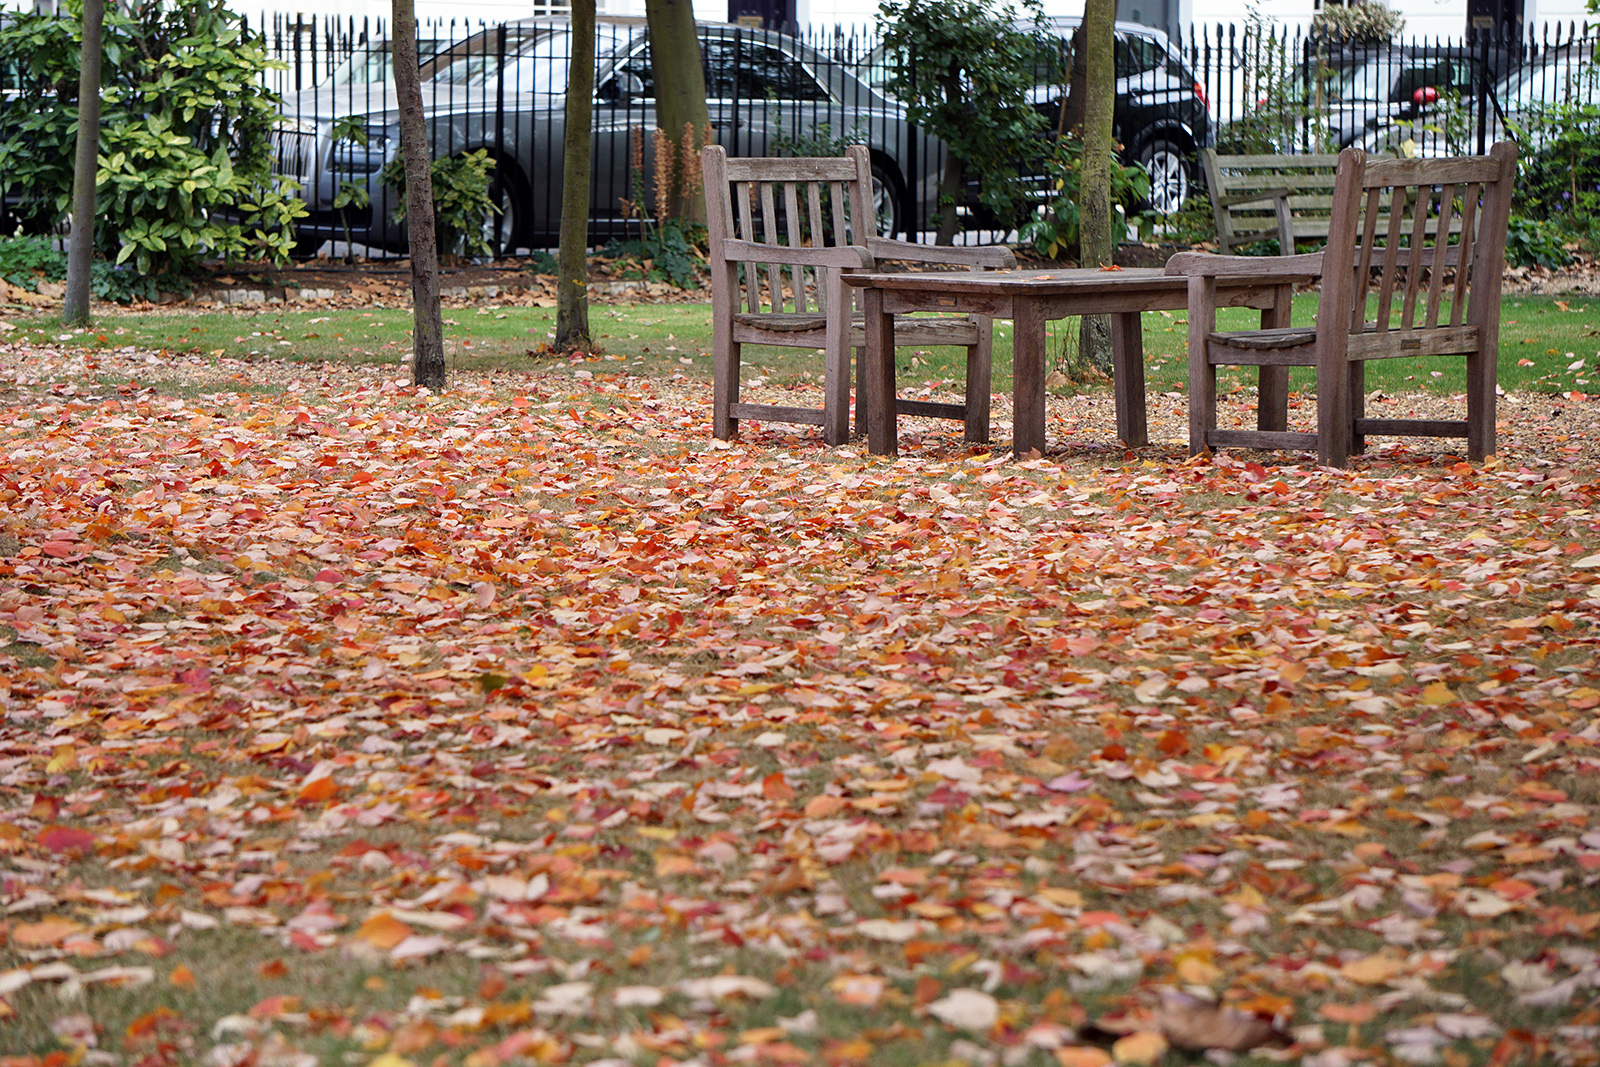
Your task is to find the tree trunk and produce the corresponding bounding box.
[933,67,963,245]
[1077,0,1116,375]
[555,0,594,351]
[644,0,711,223]
[392,0,446,389]
[62,0,103,327]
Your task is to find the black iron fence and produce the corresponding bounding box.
[3,12,1597,261]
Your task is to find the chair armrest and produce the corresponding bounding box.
[1164,250,1325,278]
[864,237,1017,269]
[1217,187,1292,209]
[719,240,876,269]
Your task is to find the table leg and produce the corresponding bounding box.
[1257,282,1293,433]
[863,287,898,456]
[1012,297,1046,457]
[1111,310,1147,448]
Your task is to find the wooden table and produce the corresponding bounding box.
[844,267,1300,457]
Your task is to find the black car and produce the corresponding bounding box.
[861,17,1213,216]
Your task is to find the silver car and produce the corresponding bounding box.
[274,17,944,254]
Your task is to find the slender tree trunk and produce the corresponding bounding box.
[1077,0,1116,375]
[62,0,103,326]
[644,0,711,223]
[556,0,594,351]
[393,0,446,389]
[933,68,963,245]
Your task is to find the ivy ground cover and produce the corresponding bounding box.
[2,343,1599,1067]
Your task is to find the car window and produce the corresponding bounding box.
[1506,55,1599,109]
[1116,34,1165,78]
[703,37,830,101]
[616,36,829,102]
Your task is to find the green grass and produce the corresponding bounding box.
[13,291,1600,398]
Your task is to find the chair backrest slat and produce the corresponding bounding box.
[1450,185,1481,329]
[1321,143,1516,352]
[1423,185,1459,328]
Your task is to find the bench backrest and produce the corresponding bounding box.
[1201,149,1342,255]
[701,144,874,318]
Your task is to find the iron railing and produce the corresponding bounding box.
[2,12,1596,261]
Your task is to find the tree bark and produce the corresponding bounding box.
[62,0,103,327]
[644,0,711,223]
[1077,0,1116,375]
[555,0,594,351]
[393,0,446,389]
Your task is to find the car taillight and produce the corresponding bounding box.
[1194,80,1210,110]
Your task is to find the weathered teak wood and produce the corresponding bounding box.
[845,268,1306,459]
[1168,142,1518,468]
[701,144,1014,446]
[1202,150,1343,255]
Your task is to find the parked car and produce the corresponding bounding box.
[1358,42,1598,158]
[858,17,1213,216]
[273,17,944,255]
[1292,43,1506,151]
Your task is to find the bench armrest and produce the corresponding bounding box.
[720,240,876,269]
[864,237,1017,269]
[1217,187,1292,209]
[1165,250,1325,278]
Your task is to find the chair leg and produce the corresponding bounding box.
[852,343,867,440]
[1349,360,1367,456]
[1256,283,1293,433]
[1465,349,1495,460]
[822,273,852,446]
[964,318,994,444]
[1316,341,1351,469]
[713,334,740,440]
[1186,276,1218,457]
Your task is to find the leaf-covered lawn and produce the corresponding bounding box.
[2,343,1599,1067]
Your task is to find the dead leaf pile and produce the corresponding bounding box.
[1,340,1598,1067]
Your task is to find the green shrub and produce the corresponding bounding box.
[1018,135,1153,259]
[0,235,66,290]
[0,1,305,277]
[1509,99,1600,255]
[379,149,499,262]
[1504,215,1573,268]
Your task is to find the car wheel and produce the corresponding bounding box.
[870,160,904,238]
[482,163,524,257]
[1139,138,1192,216]
[291,232,326,258]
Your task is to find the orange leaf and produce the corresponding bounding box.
[762,772,796,802]
[298,777,339,803]
[803,795,846,818]
[13,918,85,947]
[355,912,413,950]
[169,965,196,988]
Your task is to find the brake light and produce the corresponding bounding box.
[1194,80,1210,110]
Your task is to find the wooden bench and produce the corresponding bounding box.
[1200,149,1341,255]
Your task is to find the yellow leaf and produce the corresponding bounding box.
[1112,1030,1169,1065]
[1341,954,1404,985]
[1421,682,1456,706]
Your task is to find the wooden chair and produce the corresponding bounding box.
[1165,142,1516,468]
[701,144,1015,446]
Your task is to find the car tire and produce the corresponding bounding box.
[1138,138,1192,216]
[484,164,524,257]
[291,232,327,259]
[870,159,904,238]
